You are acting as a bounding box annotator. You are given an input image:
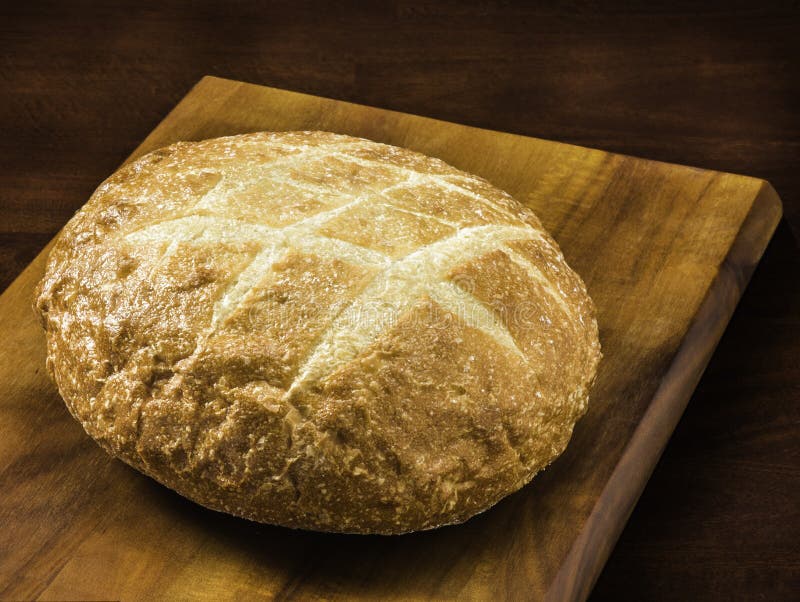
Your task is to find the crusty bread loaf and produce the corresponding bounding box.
[34,131,601,534]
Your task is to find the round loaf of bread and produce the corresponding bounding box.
[35,131,601,534]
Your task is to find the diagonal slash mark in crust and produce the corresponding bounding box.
[114,139,576,394]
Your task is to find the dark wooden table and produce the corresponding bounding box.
[2,2,798,600]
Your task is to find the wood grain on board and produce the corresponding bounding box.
[0,76,782,601]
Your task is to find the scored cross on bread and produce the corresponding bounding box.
[35,131,601,534]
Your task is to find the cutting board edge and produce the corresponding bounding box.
[547,180,783,602]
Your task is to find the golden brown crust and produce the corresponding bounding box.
[34,131,601,534]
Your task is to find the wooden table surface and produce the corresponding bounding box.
[2,2,798,600]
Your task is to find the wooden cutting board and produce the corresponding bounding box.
[0,76,782,601]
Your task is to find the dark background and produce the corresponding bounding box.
[2,2,798,599]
